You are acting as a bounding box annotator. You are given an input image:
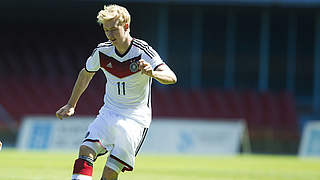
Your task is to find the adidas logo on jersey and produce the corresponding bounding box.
[107,62,112,68]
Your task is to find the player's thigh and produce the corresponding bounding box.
[79,144,96,159]
[80,140,109,160]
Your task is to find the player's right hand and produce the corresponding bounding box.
[56,104,75,120]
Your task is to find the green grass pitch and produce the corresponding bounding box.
[0,149,319,180]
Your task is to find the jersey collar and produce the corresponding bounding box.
[115,38,134,58]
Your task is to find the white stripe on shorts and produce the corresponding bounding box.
[135,128,148,156]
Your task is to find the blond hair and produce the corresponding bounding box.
[97,4,131,26]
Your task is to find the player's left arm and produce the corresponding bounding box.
[138,60,177,85]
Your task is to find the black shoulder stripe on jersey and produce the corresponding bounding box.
[133,43,153,59]
[133,43,154,59]
[133,40,156,57]
[134,39,149,47]
[97,45,106,48]
[103,42,113,46]
[96,44,112,49]
[97,41,113,47]
[134,39,150,46]
[133,39,156,56]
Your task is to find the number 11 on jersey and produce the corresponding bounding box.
[117,82,126,95]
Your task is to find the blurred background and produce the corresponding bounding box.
[1,0,320,155]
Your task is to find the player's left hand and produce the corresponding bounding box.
[138,59,154,77]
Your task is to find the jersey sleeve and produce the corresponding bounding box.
[141,46,165,70]
[85,48,100,72]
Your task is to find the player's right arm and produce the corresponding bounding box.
[56,68,95,120]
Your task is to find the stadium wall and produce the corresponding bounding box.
[17,116,247,155]
[299,121,320,157]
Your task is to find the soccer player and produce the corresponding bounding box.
[56,4,177,180]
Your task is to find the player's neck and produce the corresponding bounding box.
[115,36,133,55]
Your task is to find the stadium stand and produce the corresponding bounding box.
[0,78,298,130]
[0,24,299,153]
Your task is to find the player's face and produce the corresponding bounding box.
[102,18,127,46]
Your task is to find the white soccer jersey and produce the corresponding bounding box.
[85,38,164,127]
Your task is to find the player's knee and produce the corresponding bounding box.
[79,145,96,159]
[102,166,119,180]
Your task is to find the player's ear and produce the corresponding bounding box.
[125,23,129,31]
